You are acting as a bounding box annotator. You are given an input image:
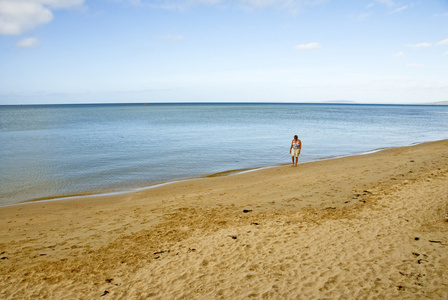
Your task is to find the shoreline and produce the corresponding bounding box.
[5,139,444,208]
[1,139,447,299]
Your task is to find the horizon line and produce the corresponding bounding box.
[1,101,448,107]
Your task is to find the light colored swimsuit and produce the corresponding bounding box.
[292,140,300,150]
[292,140,301,157]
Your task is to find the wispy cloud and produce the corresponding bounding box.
[371,0,412,15]
[443,51,448,56]
[126,0,143,5]
[389,5,408,14]
[294,42,320,50]
[239,0,328,12]
[127,0,329,13]
[407,63,425,68]
[433,12,448,17]
[393,51,404,57]
[159,34,185,41]
[375,0,394,8]
[356,12,371,20]
[0,0,85,35]
[16,37,40,48]
[409,42,431,48]
[436,38,448,45]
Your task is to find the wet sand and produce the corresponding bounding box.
[1,140,447,299]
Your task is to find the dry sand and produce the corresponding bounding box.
[1,140,447,299]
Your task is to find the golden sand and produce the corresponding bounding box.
[1,140,447,299]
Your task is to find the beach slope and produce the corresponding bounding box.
[1,140,447,299]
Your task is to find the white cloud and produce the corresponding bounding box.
[375,0,394,8]
[41,0,84,9]
[433,12,448,17]
[132,0,328,13]
[356,12,371,20]
[159,34,184,41]
[239,0,279,8]
[294,42,320,50]
[443,51,448,56]
[436,38,448,45]
[244,0,329,11]
[389,5,407,14]
[130,0,224,11]
[393,51,404,57]
[16,36,40,47]
[409,42,431,48]
[0,1,53,35]
[407,63,425,68]
[0,0,84,35]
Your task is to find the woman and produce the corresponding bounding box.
[289,135,301,167]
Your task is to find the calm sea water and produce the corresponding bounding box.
[1,103,447,206]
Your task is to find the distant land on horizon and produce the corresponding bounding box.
[320,100,448,105]
[427,101,448,105]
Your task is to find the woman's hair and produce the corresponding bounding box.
[294,135,298,139]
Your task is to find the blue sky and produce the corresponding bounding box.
[0,0,447,104]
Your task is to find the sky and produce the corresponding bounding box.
[0,0,447,105]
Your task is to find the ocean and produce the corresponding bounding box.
[1,103,447,206]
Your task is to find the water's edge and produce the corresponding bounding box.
[6,139,444,208]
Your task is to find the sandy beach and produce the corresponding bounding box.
[1,140,447,299]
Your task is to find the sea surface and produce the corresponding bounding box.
[1,103,447,206]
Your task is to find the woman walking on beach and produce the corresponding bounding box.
[290,135,301,167]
